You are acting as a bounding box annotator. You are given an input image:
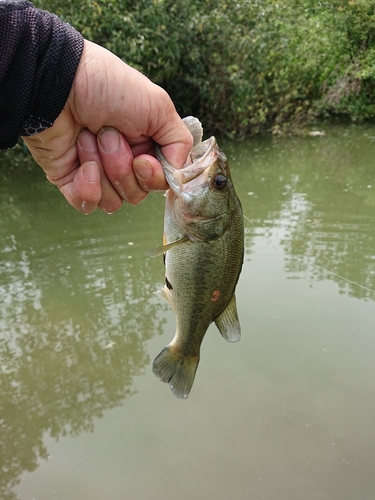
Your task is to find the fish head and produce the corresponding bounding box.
[163,136,240,242]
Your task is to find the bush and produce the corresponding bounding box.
[32,0,375,135]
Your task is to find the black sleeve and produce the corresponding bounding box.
[0,0,84,150]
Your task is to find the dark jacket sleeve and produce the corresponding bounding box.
[0,0,84,149]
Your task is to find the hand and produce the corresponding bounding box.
[22,40,193,214]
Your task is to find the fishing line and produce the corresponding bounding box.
[243,215,375,294]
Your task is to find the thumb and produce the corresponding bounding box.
[154,113,193,169]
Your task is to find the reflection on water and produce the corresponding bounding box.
[0,148,167,499]
[1,125,375,499]
[225,124,375,299]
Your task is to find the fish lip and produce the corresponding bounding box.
[181,137,217,183]
[187,136,217,166]
[156,136,219,198]
[156,137,217,178]
[171,137,218,199]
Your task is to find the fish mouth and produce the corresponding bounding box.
[155,136,217,195]
[179,137,217,184]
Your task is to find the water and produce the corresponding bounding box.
[1,124,375,500]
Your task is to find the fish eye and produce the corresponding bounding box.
[212,174,227,191]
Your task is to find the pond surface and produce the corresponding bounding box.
[1,124,375,500]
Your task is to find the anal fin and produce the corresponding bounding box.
[214,294,241,343]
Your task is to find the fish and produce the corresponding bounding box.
[150,116,244,399]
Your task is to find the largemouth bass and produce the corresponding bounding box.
[151,117,244,399]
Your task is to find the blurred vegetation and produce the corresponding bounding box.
[32,0,375,135]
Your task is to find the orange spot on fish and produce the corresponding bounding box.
[210,290,221,302]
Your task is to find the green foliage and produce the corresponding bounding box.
[33,0,375,135]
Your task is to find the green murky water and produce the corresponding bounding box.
[1,124,375,500]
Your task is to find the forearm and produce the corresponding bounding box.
[0,0,84,150]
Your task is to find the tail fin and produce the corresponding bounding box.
[152,346,199,399]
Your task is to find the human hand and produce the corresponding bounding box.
[22,40,193,214]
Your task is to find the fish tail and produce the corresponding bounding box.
[152,345,199,399]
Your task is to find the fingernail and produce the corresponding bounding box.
[98,127,120,153]
[78,129,98,153]
[83,162,99,182]
[134,158,153,179]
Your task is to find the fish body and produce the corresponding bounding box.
[152,117,244,399]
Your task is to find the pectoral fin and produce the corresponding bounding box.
[154,287,168,302]
[147,236,189,258]
[215,295,241,343]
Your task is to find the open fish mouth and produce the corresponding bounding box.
[183,137,217,177]
[157,137,219,196]
[178,137,217,185]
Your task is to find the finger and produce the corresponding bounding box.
[133,155,169,192]
[77,129,123,213]
[129,139,154,158]
[98,127,148,205]
[56,161,102,214]
[23,119,102,214]
[146,89,193,169]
